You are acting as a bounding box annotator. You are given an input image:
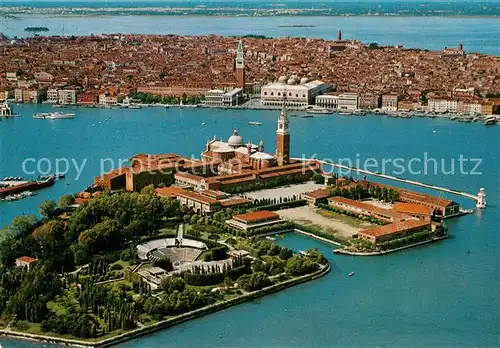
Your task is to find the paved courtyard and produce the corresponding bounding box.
[243,182,323,200]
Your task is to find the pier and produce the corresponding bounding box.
[294,157,481,204]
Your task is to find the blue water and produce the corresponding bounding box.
[0,104,499,347]
[2,16,500,54]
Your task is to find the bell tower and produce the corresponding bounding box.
[235,39,245,90]
[276,98,290,166]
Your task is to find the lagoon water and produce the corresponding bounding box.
[2,15,500,54]
[0,104,499,347]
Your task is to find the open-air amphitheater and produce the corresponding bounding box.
[137,237,208,266]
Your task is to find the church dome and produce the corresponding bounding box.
[227,129,244,147]
[278,75,287,83]
[287,78,296,85]
[300,77,309,85]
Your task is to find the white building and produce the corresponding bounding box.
[29,90,41,103]
[381,94,402,112]
[315,93,358,110]
[204,88,242,106]
[47,89,59,103]
[315,95,338,109]
[14,89,23,102]
[428,99,458,113]
[338,93,359,110]
[261,77,332,107]
[58,89,76,105]
[99,93,118,105]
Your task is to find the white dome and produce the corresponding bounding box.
[227,129,244,147]
[278,76,287,83]
[287,78,296,85]
[300,77,309,85]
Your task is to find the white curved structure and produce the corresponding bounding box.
[136,237,207,261]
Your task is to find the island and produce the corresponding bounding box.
[24,26,49,33]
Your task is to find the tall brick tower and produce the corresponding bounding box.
[276,98,290,166]
[235,39,245,90]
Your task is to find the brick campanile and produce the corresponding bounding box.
[235,39,245,90]
[276,101,290,166]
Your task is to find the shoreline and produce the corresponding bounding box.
[333,235,450,256]
[0,263,331,347]
[5,14,500,19]
[9,102,496,123]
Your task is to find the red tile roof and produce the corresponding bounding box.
[358,219,430,238]
[16,256,37,264]
[392,202,434,215]
[233,210,280,223]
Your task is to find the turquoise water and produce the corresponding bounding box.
[0,104,499,346]
[2,16,500,54]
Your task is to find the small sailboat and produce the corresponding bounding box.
[202,122,206,126]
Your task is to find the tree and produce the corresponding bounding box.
[160,276,185,294]
[311,173,325,185]
[71,244,88,265]
[7,215,37,237]
[279,247,293,260]
[39,200,57,220]
[140,185,155,195]
[152,257,173,272]
[237,272,271,292]
[285,256,319,276]
[58,195,75,211]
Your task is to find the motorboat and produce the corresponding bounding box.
[484,116,497,125]
[33,112,75,119]
[248,121,263,125]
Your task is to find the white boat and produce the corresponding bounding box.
[484,116,497,125]
[307,108,333,115]
[265,236,276,241]
[248,121,263,125]
[348,272,355,277]
[33,112,75,120]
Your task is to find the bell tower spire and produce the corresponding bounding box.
[276,94,290,166]
[235,39,245,90]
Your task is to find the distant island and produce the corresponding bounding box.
[24,27,49,33]
[278,25,316,28]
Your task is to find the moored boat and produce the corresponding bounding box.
[33,112,75,119]
[306,108,333,115]
[248,121,263,125]
[484,116,497,125]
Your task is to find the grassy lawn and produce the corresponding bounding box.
[158,226,178,236]
[316,208,371,228]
